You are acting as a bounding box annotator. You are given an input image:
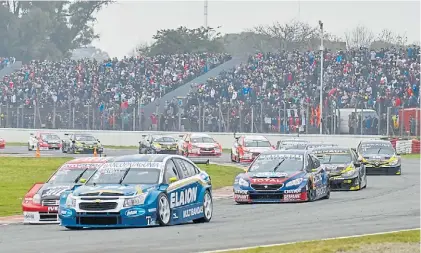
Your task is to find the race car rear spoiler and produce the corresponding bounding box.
[190,159,210,165]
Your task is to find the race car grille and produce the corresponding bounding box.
[42,199,59,206]
[251,184,283,191]
[79,192,125,197]
[79,202,118,211]
[249,193,283,200]
[77,216,120,225]
[80,197,119,201]
[200,148,214,151]
[39,213,58,221]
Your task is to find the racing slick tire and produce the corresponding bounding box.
[307,183,316,202]
[28,143,33,151]
[193,190,213,223]
[157,193,172,226]
[230,151,235,162]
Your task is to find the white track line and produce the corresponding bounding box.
[200,228,421,253]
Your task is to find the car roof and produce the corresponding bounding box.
[281,139,309,143]
[65,157,114,164]
[190,133,211,138]
[152,135,175,138]
[311,147,350,152]
[360,140,391,145]
[244,135,267,140]
[260,149,307,155]
[112,154,169,162]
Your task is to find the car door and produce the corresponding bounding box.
[351,148,365,178]
[308,154,323,187]
[171,158,200,208]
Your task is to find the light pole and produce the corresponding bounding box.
[319,20,324,134]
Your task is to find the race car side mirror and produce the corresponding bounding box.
[79,178,87,184]
[353,162,361,167]
[97,139,100,143]
[72,140,75,143]
[311,169,318,172]
[169,177,178,183]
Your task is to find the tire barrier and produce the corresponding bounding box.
[395,139,421,154]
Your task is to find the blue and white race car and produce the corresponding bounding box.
[233,150,330,203]
[59,154,213,229]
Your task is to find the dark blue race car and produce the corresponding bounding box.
[59,154,213,229]
[233,150,330,203]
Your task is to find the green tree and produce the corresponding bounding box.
[148,26,224,55]
[0,0,113,61]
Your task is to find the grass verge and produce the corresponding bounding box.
[401,153,420,159]
[223,229,420,253]
[0,157,241,216]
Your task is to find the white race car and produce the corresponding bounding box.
[231,134,274,163]
[28,132,62,151]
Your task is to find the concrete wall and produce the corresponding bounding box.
[0,128,383,149]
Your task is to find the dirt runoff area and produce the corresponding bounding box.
[338,242,420,253]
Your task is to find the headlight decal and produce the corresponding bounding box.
[285,178,303,187]
[123,193,148,207]
[238,178,250,187]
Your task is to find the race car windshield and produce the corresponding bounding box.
[244,140,271,147]
[249,155,304,173]
[75,135,96,141]
[307,144,334,150]
[41,134,60,140]
[360,146,395,156]
[191,137,214,143]
[48,169,95,184]
[155,137,176,142]
[281,143,307,150]
[86,168,160,185]
[316,153,352,164]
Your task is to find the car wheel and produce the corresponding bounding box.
[28,143,32,151]
[193,190,213,223]
[236,154,240,163]
[230,151,235,162]
[362,175,367,189]
[307,183,316,202]
[157,194,171,226]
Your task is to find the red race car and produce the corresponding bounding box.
[22,157,113,224]
[178,133,222,157]
[28,132,62,151]
[0,137,5,149]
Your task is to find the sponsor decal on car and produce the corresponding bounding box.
[284,189,301,193]
[283,193,301,200]
[146,216,156,225]
[23,212,36,220]
[48,206,59,212]
[313,174,322,183]
[125,208,146,217]
[250,178,285,184]
[316,186,327,196]
[234,189,248,194]
[234,194,250,201]
[60,209,72,217]
[170,187,198,208]
[148,208,157,212]
[182,206,204,218]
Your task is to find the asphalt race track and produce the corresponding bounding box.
[0,146,234,163]
[0,155,419,253]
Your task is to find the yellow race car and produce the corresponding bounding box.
[356,140,401,175]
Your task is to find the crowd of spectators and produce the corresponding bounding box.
[0,57,15,70]
[177,46,420,135]
[0,53,231,129]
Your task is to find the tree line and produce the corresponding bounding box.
[0,1,417,62]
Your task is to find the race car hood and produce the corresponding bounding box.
[154,142,177,147]
[320,164,347,174]
[77,141,100,146]
[38,184,74,199]
[243,147,273,153]
[241,171,305,184]
[43,139,61,144]
[72,184,157,197]
[362,154,393,161]
[192,143,218,148]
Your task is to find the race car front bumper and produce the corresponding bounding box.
[39,144,61,150]
[73,147,103,154]
[365,165,401,175]
[59,207,159,228]
[329,176,360,191]
[233,189,308,203]
[156,149,178,154]
[188,152,222,157]
[22,203,59,224]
